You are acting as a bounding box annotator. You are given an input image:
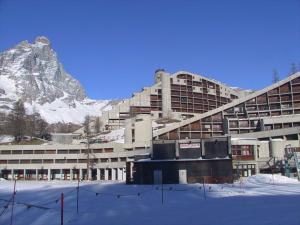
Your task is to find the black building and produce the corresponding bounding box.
[127,137,233,184]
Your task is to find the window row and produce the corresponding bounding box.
[0,148,114,155]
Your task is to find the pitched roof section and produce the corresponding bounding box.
[153,72,300,138]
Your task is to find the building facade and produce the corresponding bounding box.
[75,70,243,134]
[2,71,300,182]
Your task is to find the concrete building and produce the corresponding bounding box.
[153,72,300,179]
[0,142,150,181]
[129,137,233,184]
[2,71,300,182]
[75,70,243,134]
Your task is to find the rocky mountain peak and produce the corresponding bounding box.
[0,36,113,124]
[0,36,86,104]
[35,36,51,45]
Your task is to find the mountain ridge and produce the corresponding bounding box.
[0,36,115,124]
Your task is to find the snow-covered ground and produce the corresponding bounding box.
[96,128,125,143]
[0,174,299,225]
[0,135,14,143]
[24,98,112,124]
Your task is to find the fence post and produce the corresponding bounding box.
[202,178,206,200]
[161,178,164,205]
[10,179,17,225]
[77,178,79,214]
[61,193,64,225]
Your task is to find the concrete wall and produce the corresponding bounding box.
[161,71,172,118]
[134,115,153,144]
[270,139,299,159]
[0,142,151,181]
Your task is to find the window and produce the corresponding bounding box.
[23,150,33,154]
[12,150,22,155]
[69,149,80,154]
[34,150,44,154]
[104,148,113,153]
[181,97,187,103]
[43,159,54,164]
[1,150,11,155]
[120,157,126,162]
[67,159,77,163]
[231,145,255,160]
[93,149,103,153]
[45,150,56,154]
[55,159,66,163]
[100,158,109,162]
[58,150,68,154]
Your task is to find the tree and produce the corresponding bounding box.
[8,100,26,142]
[26,113,39,140]
[272,69,280,83]
[83,115,91,180]
[289,62,298,75]
[94,116,101,134]
[83,115,90,137]
[35,118,49,139]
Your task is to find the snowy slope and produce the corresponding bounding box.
[0,135,14,143]
[93,128,125,143]
[25,98,113,124]
[0,174,299,225]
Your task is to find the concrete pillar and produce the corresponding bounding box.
[24,169,26,180]
[47,169,51,181]
[60,169,63,180]
[161,71,172,118]
[124,119,133,144]
[88,169,92,180]
[253,145,260,174]
[122,168,126,181]
[97,169,100,180]
[134,114,152,144]
[11,169,14,180]
[79,169,83,180]
[104,169,109,180]
[111,168,116,180]
[117,168,123,181]
[70,169,73,180]
[36,169,38,180]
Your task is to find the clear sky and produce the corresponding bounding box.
[0,0,300,99]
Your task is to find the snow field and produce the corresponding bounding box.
[0,175,299,225]
[0,135,14,144]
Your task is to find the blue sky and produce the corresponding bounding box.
[0,0,300,99]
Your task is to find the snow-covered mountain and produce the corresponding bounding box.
[0,36,114,124]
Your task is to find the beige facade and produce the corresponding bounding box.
[0,142,151,181]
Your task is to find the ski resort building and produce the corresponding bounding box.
[75,70,244,134]
[128,137,233,184]
[1,71,300,182]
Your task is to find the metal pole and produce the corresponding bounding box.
[61,193,64,225]
[202,178,206,200]
[86,135,90,181]
[10,179,17,225]
[161,179,163,205]
[76,178,79,214]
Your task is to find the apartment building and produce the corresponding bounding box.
[0,141,150,181]
[2,71,300,182]
[152,72,300,178]
[75,70,243,134]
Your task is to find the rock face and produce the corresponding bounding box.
[0,36,86,104]
[0,36,114,124]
